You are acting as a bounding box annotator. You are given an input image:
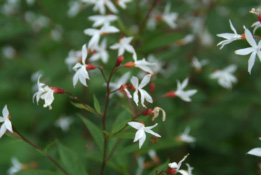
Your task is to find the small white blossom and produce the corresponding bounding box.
[251,21,261,34]
[134,58,155,74]
[83,0,118,14]
[65,50,81,69]
[175,78,197,102]
[73,44,89,87]
[117,0,132,9]
[7,157,23,175]
[0,105,13,138]
[176,127,196,143]
[110,36,136,56]
[168,154,189,175]
[131,75,153,107]
[55,116,73,132]
[217,20,242,49]
[84,24,119,49]
[89,39,109,63]
[191,57,208,72]
[235,27,261,73]
[128,122,161,148]
[33,76,55,110]
[247,137,261,157]
[109,72,130,97]
[162,3,178,29]
[210,65,237,89]
[88,14,118,27]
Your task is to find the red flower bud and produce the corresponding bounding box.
[166,168,177,175]
[258,14,261,22]
[115,55,124,66]
[128,84,135,90]
[50,87,65,94]
[150,83,155,93]
[143,108,153,116]
[86,64,96,70]
[165,91,176,98]
[124,61,135,68]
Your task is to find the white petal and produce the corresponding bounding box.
[248,51,257,74]
[247,148,261,157]
[131,76,139,88]
[229,19,237,34]
[245,27,257,48]
[178,170,189,175]
[133,90,139,106]
[235,47,255,55]
[139,75,151,89]
[0,124,7,138]
[181,78,189,89]
[4,119,13,133]
[81,44,88,64]
[2,105,9,119]
[138,132,146,148]
[134,129,145,142]
[128,122,144,129]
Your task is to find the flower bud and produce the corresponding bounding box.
[241,33,246,40]
[115,55,124,66]
[124,61,135,68]
[86,64,96,70]
[128,84,136,90]
[166,168,177,175]
[50,87,65,94]
[143,108,153,116]
[165,91,176,98]
[150,83,155,93]
[258,14,261,22]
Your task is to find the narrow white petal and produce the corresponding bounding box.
[139,75,151,89]
[229,19,237,34]
[131,76,139,88]
[133,90,139,106]
[138,132,146,148]
[2,105,9,119]
[245,27,257,47]
[81,44,88,64]
[247,148,261,157]
[128,122,144,129]
[134,129,145,142]
[235,47,255,55]
[4,119,13,133]
[0,124,7,138]
[248,51,257,74]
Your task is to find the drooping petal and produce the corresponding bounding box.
[245,27,257,48]
[4,119,13,133]
[131,76,139,88]
[133,90,139,106]
[128,122,144,130]
[134,129,145,142]
[140,89,153,107]
[178,170,189,175]
[138,132,146,148]
[248,51,257,74]
[0,124,7,138]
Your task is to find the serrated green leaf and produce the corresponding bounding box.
[93,95,101,113]
[71,101,102,118]
[57,141,88,175]
[16,170,61,175]
[80,116,104,151]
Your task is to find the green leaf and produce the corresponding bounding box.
[93,95,101,113]
[42,141,56,154]
[70,101,102,118]
[16,170,61,175]
[149,160,169,175]
[80,116,104,151]
[57,141,88,175]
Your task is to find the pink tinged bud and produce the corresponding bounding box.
[143,108,153,116]
[258,14,261,22]
[128,84,136,90]
[115,55,124,66]
[165,91,176,98]
[86,64,96,70]
[150,83,155,93]
[50,87,65,94]
[166,168,177,175]
[124,61,135,68]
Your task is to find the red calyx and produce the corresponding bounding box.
[86,64,96,70]
[124,61,135,68]
[115,55,124,66]
[128,84,136,90]
[143,108,153,116]
[166,168,177,175]
[120,85,127,92]
[50,87,65,94]
[165,91,176,98]
[241,33,246,40]
[150,83,155,93]
[8,115,11,120]
[258,14,261,22]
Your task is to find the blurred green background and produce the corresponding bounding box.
[1,0,261,174]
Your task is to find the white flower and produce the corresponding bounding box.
[110,36,136,56]
[33,76,55,110]
[88,14,118,27]
[191,57,208,72]
[83,0,118,14]
[162,3,178,29]
[73,44,89,87]
[210,65,237,89]
[128,122,161,148]
[168,154,189,175]
[185,163,194,175]
[175,78,197,102]
[2,45,16,59]
[7,157,23,175]
[0,105,13,138]
[89,39,109,63]
[109,72,130,97]
[217,20,242,49]
[235,27,261,74]
[84,24,119,49]
[117,0,132,9]
[176,127,196,143]
[247,137,261,157]
[65,50,81,69]
[251,21,261,34]
[134,58,155,74]
[55,116,73,132]
[131,75,153,107]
